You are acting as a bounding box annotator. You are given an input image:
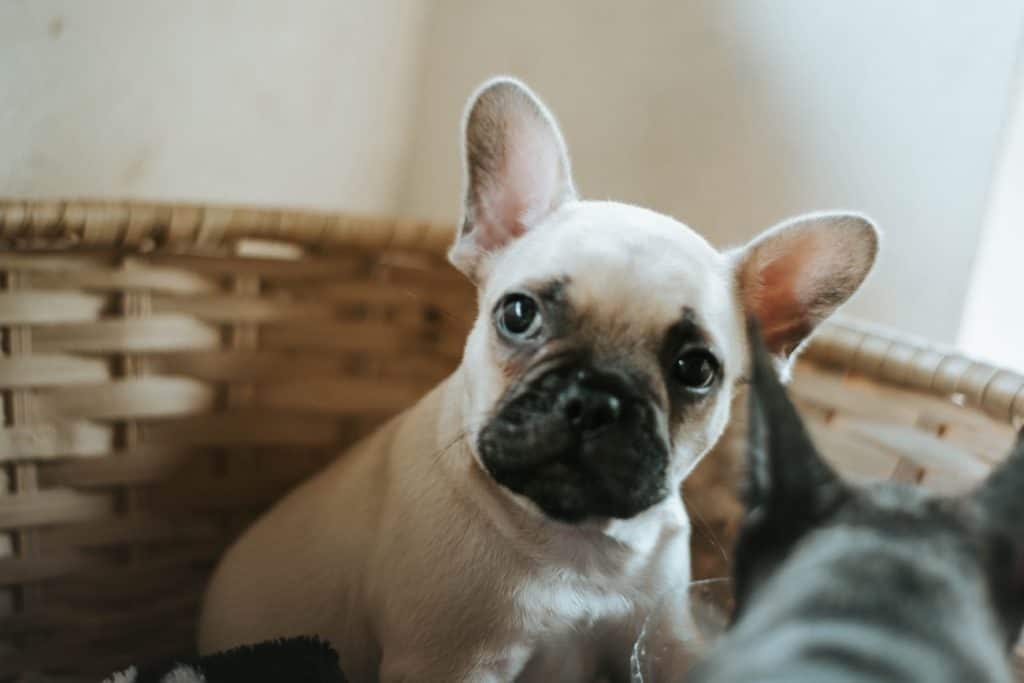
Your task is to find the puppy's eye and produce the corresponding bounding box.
[674,349,718,391]
[496,293,541,339]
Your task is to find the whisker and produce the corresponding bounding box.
[685,497,731,571]
[429,429,471,464]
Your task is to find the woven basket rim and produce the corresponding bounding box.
[805,317,1024,425]
[0,198,455,255]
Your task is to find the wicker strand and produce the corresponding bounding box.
[0,200,454,255]
[805,318,1024,424]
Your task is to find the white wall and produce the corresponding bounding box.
[0,1,429,213]
[959,59,1024,373]
[401,1,1024,343]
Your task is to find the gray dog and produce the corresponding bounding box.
[689,323,1024,683]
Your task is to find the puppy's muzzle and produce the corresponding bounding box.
[478,364,669,523]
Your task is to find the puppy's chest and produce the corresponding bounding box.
[509,522,690,634]
[506,572,654,683]
[514,571,636,632]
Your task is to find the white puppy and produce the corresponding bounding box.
[199,77,878,682]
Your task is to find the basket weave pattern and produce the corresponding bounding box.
[0,201,474,679]
[1,200,1022,681]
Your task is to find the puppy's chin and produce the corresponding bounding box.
[477,373,670,524]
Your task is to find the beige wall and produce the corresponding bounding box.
[401,1,1024,343]
[0,1,429,213]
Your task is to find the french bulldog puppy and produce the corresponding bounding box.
[688,323,1024,683]
[198,77,878,682]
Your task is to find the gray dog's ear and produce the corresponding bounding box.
[733,212,879,360]
[732,319,846,613]
[972,428,1024,643]
[449,77,577,282]
[974,428,1024,534]
[742,318,842,518]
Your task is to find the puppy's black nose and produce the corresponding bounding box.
[563,381,624,434]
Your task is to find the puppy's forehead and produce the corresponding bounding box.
[487,200,736,337]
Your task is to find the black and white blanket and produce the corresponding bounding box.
[103,636,347,683]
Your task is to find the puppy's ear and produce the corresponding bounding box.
[972,428,1024,645]
[732,319,846,613]
[733,213,879,360]
[449,77,577,282]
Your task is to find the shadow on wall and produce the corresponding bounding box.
[400,0,1024,345]
[959,53,1024,374]
[402,2,808,245]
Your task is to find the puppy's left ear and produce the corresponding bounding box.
[734,212,879,360]
[450,77,577,282]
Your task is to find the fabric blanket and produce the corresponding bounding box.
[103,636,347,683]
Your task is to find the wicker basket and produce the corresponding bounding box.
[0,200,1021,681]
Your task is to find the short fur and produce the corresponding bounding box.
[688,323,1024,683]
[199,77,878,682]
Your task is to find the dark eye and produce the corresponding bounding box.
[496,293,541,338]
[674,349,718,391]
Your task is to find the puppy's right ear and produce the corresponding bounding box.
[449,77,577,283]
[733,213,879,364]
[732,319,846,613]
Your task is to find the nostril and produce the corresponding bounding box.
[565,391,624,433]
[565,397,584,428]
[586,394,622,431]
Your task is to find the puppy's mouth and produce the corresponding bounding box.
[477,364,670,523]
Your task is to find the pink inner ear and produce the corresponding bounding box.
[740,214,876,357]
[473,209,528,252]
[471,117,569,253]
[744,234,822,356]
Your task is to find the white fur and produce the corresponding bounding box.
[161,666,205,683]
[103,668,137,683]
[198,78,878,682]
[103,665,206,683]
